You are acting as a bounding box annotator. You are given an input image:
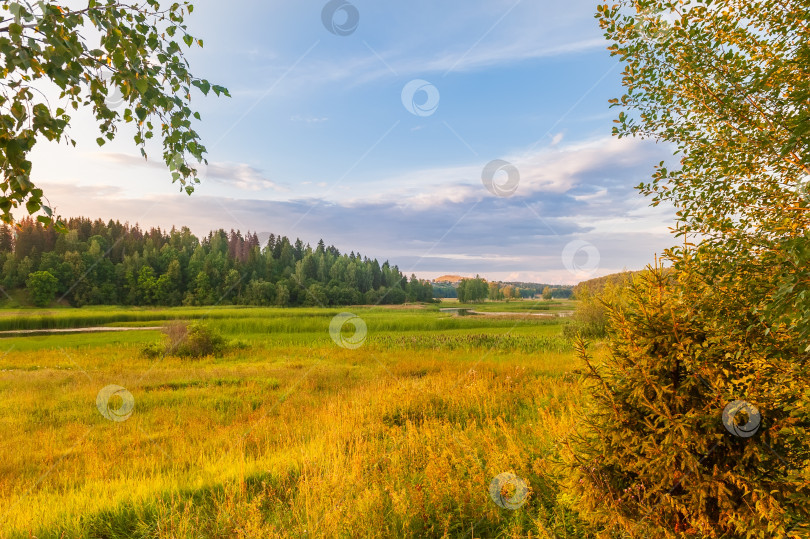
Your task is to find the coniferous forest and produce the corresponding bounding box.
[0,217,435,307]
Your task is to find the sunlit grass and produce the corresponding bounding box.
[0,305,590,538]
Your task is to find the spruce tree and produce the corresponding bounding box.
[563,262,808,537]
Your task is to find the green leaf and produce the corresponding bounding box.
[25,198,41,213]
[135,78,149,93]
[193,79,210,95]
[212,85,230,97]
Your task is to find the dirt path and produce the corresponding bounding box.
[0,326,163,337]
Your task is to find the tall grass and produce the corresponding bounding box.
[0,306,591,538]
[371,333,573,354]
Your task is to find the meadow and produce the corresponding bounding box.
[0,300,592,538]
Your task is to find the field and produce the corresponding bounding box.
[0,300,590,538]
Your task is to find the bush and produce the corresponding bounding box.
[303,283,328,307]
[563,276,633,340]
[25,270,59,307]
[241,279,275,306]
[562,264,809,538]
[142,321,235,359]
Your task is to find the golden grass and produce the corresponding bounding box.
[0,309,590,538]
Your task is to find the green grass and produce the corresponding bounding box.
[0,301,574,331]
[0,304,590,538]
[0,305,316,331]
[437,298,578,313]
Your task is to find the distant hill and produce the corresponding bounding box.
[573,268,672,297]
[433,275,465,284]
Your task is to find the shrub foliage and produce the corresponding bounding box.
[143,321,231,359]
[564,263,809,538]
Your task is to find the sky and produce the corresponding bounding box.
[26,0,679,285]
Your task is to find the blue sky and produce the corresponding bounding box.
[29,0,678,284]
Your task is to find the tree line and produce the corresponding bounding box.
[452,276,573,302]
[0,217,435,307]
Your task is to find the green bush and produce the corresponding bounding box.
[142,321,238,359]
[563,276,634,340]
[25,270,59,307]
[562,264,809,538]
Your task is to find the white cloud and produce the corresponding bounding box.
[204,162,287,192]
[338,136,669,210]
[420,253,523,262]
[97,152,287,193]
[290,115,328,123]
[572,189,607,202]
[240,38,606,96]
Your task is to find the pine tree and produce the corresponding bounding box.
[0,225,13,253]
[563,263,808,538]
